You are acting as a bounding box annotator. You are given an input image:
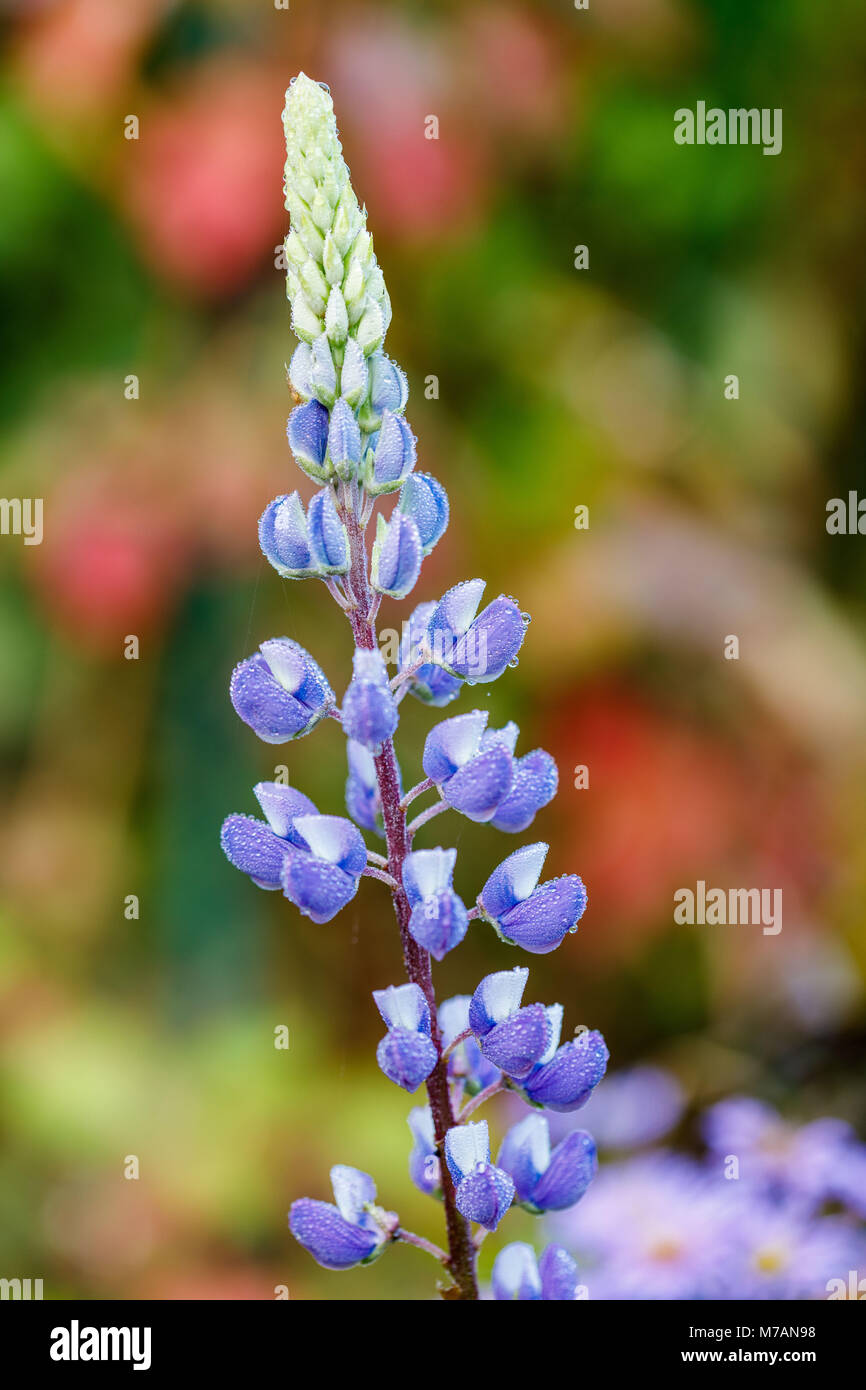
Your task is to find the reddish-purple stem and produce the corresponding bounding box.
[338,492,479,1301]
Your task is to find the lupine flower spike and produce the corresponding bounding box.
[220,72,608,1300]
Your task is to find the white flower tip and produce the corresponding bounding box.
[284,72,334,127]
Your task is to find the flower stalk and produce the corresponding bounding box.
[219,73,608,1302]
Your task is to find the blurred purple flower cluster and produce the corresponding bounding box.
[552,1078,866,1301]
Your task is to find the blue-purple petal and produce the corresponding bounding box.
[307,488,348,572]
[372,511,422,599]
[454,1165,514,1231]
[538,1244,581,1300]
[402,847,456,907]
[230,653,314,743]
[376,1027,438,1093]
[398,473,449,555]
[220,813,288,889]
[253,781,318,841]
[491,1243,543,1300]
[448,595,527,682]
[441,743,513,822]
[281,853,360,924]
[287,399,330,478]
[468,966,530,1037]
[408,889,469,961]
[522,1031,609,1112]
[342,648,399,751]
[529,1130,597,1212]
[480,1003,553,1080]
[479,843,548,920]
[491,749,558,833]
[373,982,431,1034]
[327,396,361,479]
[498,875,587,953]
[289,1198,380,1270]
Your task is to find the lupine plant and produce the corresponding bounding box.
[220,74,609,1300]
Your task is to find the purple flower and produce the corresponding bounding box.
[289,1165,390,1270]
[373,983,438,1093]
[721,1195,866,1301]
[359,349,408,429]
[280,813,367,923]
[342,648,398,751]
[557,1142,866,1301]
[402,848,469,960]
[519,1027,609,1113]
[408,1105,441,1198]
[363,409,417,495]
[492,1243,581,1301]
[444,1121,515,1231]
[258,488,348,579]
[221,782,318,889]
[327,396,362,481]
[422,710,515,823]
[425,578,529,683]
[478,842,587,953]
[467,967,559,1079]
[398,601,463,706]
[498,1113,597,1213]
[438,995,501,1097]
[344,738,383,835]
[556,1153,734,1301]
[830,1146,866,1219]
[490,749,558,833]
[371,511,422,599]
[287,398,331,482]
[230,637,334,743]
[375,1030,437,1094]
[398,473,449,556]
[702,1097,858,1208]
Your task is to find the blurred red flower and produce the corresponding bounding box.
[11,0,161,116]
[123,64,285,297]
[545,684,825,954]
[32,467,187,651]
[325,18,488,240]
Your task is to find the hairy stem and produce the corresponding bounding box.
[407,799,448,843]
[396,1228,449,1264]
[338,496,479,1301]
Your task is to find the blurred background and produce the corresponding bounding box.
[1,0,865,1300]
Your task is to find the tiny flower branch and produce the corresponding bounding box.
[395,1228,450,1264]
[220,72,608,1302]
[407,799,449,842]
[399,777,434,810]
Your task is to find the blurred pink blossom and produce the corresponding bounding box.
[11,0,163,116]
[325,18,488,240]
[123,64,285,297]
